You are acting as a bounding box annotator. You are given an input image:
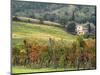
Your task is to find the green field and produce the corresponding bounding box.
[12,66,77,74]
[12,21,77,47]
[12,21,76,40]
[12,66,65,73]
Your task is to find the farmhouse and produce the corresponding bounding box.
[75,22,95,35]
[75,22,91,35]
[76,24,88,35]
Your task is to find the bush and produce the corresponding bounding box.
[66,22,76,34]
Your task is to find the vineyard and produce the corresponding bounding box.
[12,21,96,74]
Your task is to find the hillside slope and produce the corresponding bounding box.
[12,0,96,25]
[12,21,76,41]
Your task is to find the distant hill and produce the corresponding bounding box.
[12,0,96,25]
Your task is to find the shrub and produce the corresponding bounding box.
[66,21,76,34]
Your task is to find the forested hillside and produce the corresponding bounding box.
[12,0,96,25]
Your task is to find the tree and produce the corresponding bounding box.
[88,23,91,34]
[70,10,75,21]
[89,15,96,25]
[66,22,76,34]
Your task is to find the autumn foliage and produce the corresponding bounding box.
[12,37,96,69]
